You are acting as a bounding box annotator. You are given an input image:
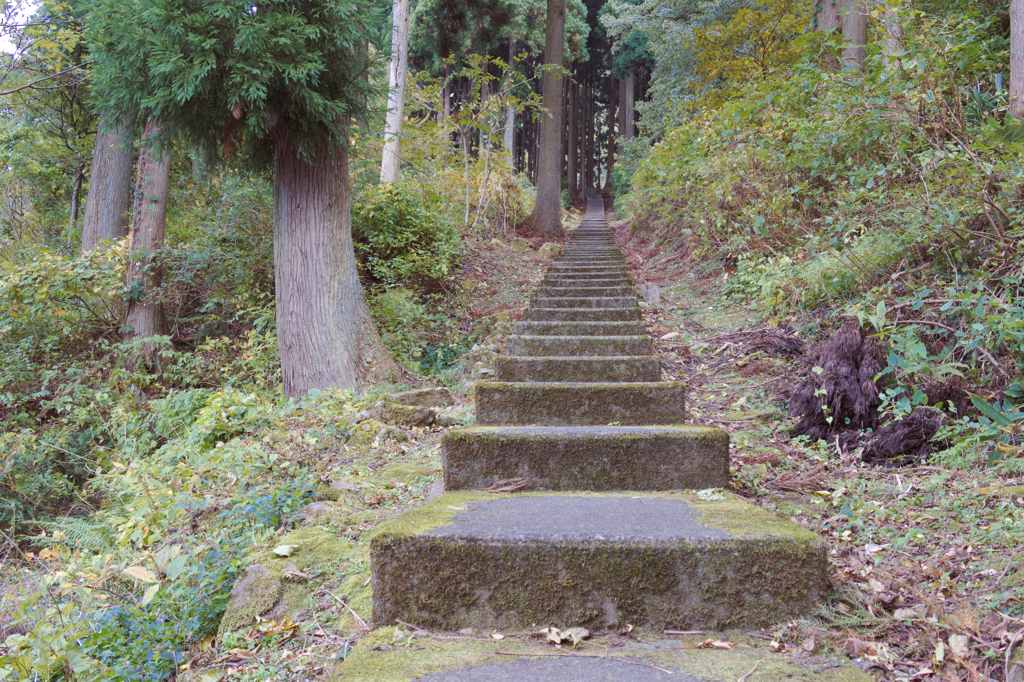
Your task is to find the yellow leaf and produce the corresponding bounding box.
[124,566,158,583]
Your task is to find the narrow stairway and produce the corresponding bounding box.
[370,196,829,635]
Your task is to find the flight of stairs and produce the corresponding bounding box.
[370,196,829,633]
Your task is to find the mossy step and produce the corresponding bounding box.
[555,256,623,263]
[533,285,633,297]
[522,307,642,322]
[508,335,653,357]
[370,491,830,631]
[474,381,685,426]
[548,262,626,270]
[530,296,636,309]
[442,425,728,491]
[515,321,647,336]
[334,630,872,682]
[541,278,631,288]
[543,272,630,281]
[494,355,660,382]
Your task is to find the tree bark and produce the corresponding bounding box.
[504,40,516,169]
[529,0,565,236]
[624,72,635,140]
[81,114,134,252]
[840,0,868,70]
[585,76,594,190]
[381,0,410,183]
[882,8,903,68]
[68,159,85,244]
[124,119,170,347]
[271,124,401,398]
[815,0,841,31]
[605,74,616,188]
[1012,0,1024,118]
[567,73,578,198]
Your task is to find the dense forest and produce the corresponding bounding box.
[0,0,1022,679]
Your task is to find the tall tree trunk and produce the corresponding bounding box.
[380,0,410,183]
[124,119,169,347]
[81,114,134,252]
[624,72,635,141]
[840,0,868,70]
[68,159,85,245]
[1012,0,1024,118]
[605,74,617,188]
[882,8,903,68]
[271,125,402,398]
[567,74,578,198]
[504,40,516,169]
[815,0,841,31]
[585,77,594,190]
[529,0,566,236]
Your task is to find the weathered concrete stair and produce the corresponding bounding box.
[370,194,828,640]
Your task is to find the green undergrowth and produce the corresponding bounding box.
[623,10,1024,452]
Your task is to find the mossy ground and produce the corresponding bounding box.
[332,627,871,682]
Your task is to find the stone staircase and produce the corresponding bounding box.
[370,197,830,637]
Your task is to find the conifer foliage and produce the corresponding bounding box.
[88,0,403,397]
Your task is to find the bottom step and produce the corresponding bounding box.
[336,630,872,682]
[371,492,829,632]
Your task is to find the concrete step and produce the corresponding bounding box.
[543,272,629,281]
[442,425,728,491]
[534,285,633,297]
[515,321,647,336]
[530,296,636,309]
[541,278,631,288]
[508,335,653,357]
[339,632,873,682]
[495,355,660,382]
[523,307,642,322]
[556,255,623,262]
[475,381,684,426]
[370,491,831,631]
[550,263,626,270]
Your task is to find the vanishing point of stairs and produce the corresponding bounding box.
[370,196,829,633]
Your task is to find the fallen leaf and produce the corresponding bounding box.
[866,577,886,594]
[696,488,726,501]
[693,638,732,649]
[272,545,297,557]
[544,627,563,645]
[491,633,505,640]
[661,332,681,341]
[948,634,970,659]
[893,606,922,620]
[932,639,945,665]
[562,627,590,647]
[843,637,877,656]
[619,624,634,636]
[123,566,158,583]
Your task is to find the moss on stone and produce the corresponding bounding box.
[369,492,829,632]
[218,526,353,636]
[330,630,872,682]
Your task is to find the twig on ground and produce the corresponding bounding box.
[484,477,531,493]
[737,657,767,682]
[329,592,368,630]
[664,630,703,636]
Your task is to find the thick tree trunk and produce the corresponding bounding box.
[381,0,410,183]
[1012,0,1024,118]
[567,74,578,198]
[271,125,401,398]
[81,114,134,252]
[624,72,635,140]
[605,74,616,188]
[840,0,868,70]
[124,119,170,346]
[617,77,627,153]
[815,0,841,31]
[529,0,565,236]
